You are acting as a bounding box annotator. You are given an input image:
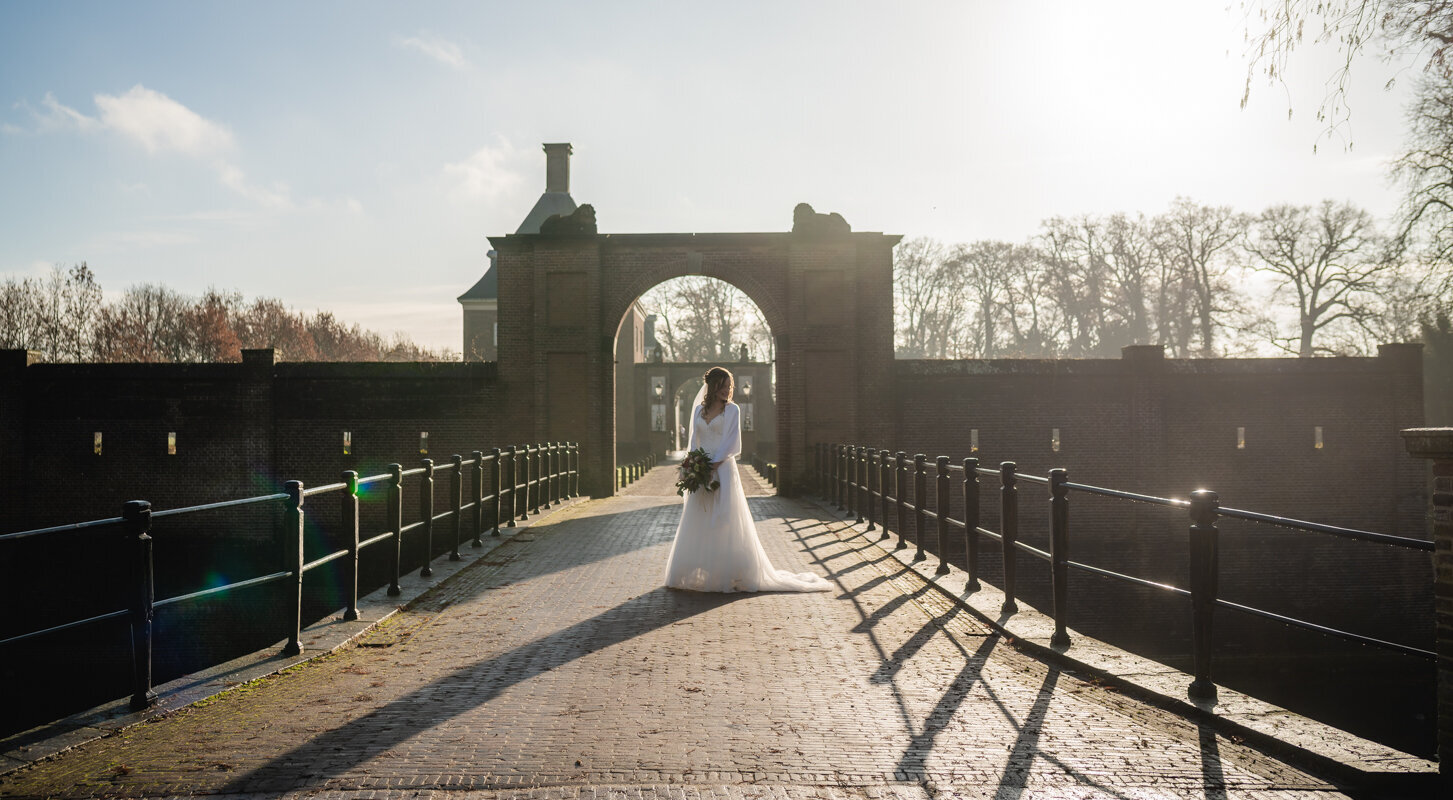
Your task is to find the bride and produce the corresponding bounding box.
[664,366,831,593]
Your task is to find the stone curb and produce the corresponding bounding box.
[803,495,1438,792]
[0,494,592,777]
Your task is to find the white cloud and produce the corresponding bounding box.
[444,139,527,200]
[217,161,294,210]
[94,85,233,157]
[6,92,103,134]
[397,34,469,69]
[6,86,299,210]
[38,92,103,132]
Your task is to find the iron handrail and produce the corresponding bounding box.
[152,493,291,519]
[1213,597,1436,659]
[1064,480,1189,508]
[0,516,124,542]
[301,548,350,574]
[2,440,582,718]
[0,608,130,647]
[817,439,1436,700]
[359,530,395,549]
[1013,539,1051,561]
[1067,560,1191,597]
[1216,506,1433,550]
[154,571,292,608]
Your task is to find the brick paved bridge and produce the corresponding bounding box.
[0,464,1415,799]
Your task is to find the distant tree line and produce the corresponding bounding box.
[893,198,1451,360]
[0,264,455,363]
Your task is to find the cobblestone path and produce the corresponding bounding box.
[0,465,1346,799]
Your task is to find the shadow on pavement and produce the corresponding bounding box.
[219,587,747,794]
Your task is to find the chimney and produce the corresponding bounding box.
[544,143,572,193]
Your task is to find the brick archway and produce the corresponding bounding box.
[490,230,901,497]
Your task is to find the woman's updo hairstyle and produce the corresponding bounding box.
[701,366,733,411]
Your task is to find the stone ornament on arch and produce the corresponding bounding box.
[539,203,598,235]
[791,203,851,236]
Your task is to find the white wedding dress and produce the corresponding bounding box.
[664,401,832,593]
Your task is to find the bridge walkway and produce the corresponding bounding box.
[0,463,1355,799]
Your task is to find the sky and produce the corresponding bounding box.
[0,1,1421,351]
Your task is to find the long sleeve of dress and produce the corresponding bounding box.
[711,403,742,463]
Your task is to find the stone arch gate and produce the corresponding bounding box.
[489,229,901,497]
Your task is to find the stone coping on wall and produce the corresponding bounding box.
[493,231,900,247]
[0,494,590,778]
[895,348,1423,377]
[804,497,1437,790]
[15,361,499,379]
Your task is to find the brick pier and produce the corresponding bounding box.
[0,464,1361,799]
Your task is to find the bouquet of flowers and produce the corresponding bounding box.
[675,448,721,496]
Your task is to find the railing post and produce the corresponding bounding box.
[963,458,980,591]
[571,442,580,497]
[123,500,156,711]
[282,480,304,656]
[490,447,503,535]
[508,445,520,524]
[895,451,909,551]
[849,446,862,521]
[1049,468,1070,647]
[342,471,360,621]
[1000,462,1019,613]
[387,464,402,595]
[419,458,435,577]
[535,445,546,513]
[554,443,563,505]
[1188,489,1220,702]
[878,449,892,542]
[858,447,869,524]
[935,456,951,576]
[518,445,530,520]
[913,454,928,562]
[555,442,564,505]
[471,450,485,547]
[834,444,844,510]
[860,450,871,531]
[449,454,463,561]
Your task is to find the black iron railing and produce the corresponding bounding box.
[0,441,580,714]
[748,454,779,487]
[815,442,1434,701]
[616,452,660,489]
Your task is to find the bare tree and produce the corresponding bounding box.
[0,275,42,352]
[953,241,1023,357]
[1244,200,1389,355]
[1038,217,1117,357]
[639,276,765,363]
[59,263,102,361]
[93,284,191,362]
[1102,213,1157,347]
[1152,200,1249,356]
[893,237,969,358]
[1001,243,1059,357]
[1241,1,1453,147]
[1393,77,1453,305]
